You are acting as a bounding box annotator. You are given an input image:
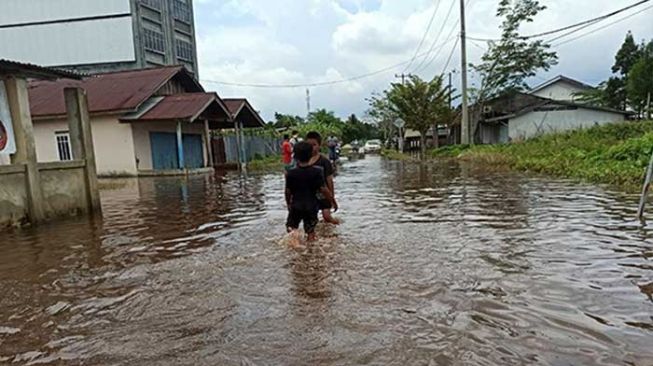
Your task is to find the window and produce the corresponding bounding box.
[56,132,72,161]
[175,39,194,61]
[172,0,192,23]
[144,29,165,53]
[141,0,161,10]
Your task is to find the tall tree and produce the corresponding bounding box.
[387,75,451,158]
[627,40,653,119]
[612,31,642,76]
[365,92,398,144]
[473,0,558,99]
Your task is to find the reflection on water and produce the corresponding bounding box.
[1,157,653,365]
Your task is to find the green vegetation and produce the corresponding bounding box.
[268,110,380,144]
[248,154,284,171]
[429,121,653,190]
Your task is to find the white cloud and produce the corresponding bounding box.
[194,0,653,120]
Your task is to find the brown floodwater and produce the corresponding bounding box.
[1,156,652,365]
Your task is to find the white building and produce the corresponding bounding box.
[478,75,632,144]
[0,0,199,76]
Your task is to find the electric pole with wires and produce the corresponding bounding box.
[459,0,470,145]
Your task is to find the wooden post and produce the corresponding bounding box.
[239,121,247,168]
[233,119,242,168]
[637,147,653,220]
[203,119,214,167]
[65,87,101,214]
[5,76,45,222]
[176,120,185,170]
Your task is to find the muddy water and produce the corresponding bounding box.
[1,156,652,365]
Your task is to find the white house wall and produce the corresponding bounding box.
[0,17,136,67]
[0,0,131,25]
[131,121,207,171]
[509,108,626,141]
[530,82,586,101]
[33,117,138,176]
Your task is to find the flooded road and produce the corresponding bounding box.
[1,156,652,365]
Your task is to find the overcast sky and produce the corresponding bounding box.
[193,0,652,121]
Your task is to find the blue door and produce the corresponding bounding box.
[183,134,204,169]
[150,132,179,170]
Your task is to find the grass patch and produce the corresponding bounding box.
[248,155,285,171]
[428,120,653,191]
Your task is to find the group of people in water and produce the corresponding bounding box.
[281,131,340,242]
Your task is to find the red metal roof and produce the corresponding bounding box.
[28,66,202,119]
[223,98,247,116]
[223,98,266,127]
[0,59,82,80]
[129,93,225,122]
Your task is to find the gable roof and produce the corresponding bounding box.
[223,98,266,128]
[0,59,81,80]
[120,93,231,124]
[484,94,633,122]
[529,75,594,94]
[28,65,203,119]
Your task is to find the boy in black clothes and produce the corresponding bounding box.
[285,142,338,241]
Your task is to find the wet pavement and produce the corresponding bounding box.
[1,156,652,365]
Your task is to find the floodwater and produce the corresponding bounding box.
[1,156,652,365]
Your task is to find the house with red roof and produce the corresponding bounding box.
[28,65,264,176]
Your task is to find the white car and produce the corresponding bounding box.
[363,139,382,153]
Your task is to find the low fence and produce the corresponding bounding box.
[212,135,282,165]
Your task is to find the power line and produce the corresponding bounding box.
[403,0,443,73]
[440,35,460,77]
[467,0,650,42]
[415,18,460,74]
[201,38,457,89]
[552,4,653,47]
[410,0,457,73]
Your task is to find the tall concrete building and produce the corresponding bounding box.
[0,0,199,76]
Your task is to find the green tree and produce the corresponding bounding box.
[387,75,451,158]
[272,113,304,128]
[473,0,558,99]
[612,31,642,76]
[365,92,398,144]
[627,41,653,119]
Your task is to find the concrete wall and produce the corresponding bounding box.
[0,166,28,226]
[39,162,89,218]
[509,108,626,141]
[34,117,138,176]
[531,82,586,101]
[131,121,206,171]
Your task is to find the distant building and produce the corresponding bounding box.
[0,0,199,76]
[476,75,632,144]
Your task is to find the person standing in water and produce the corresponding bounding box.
[305,131,340,225]
[285,141,337,242]
[281,134,293,172]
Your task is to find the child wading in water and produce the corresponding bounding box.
[285,142,338,242]
[305,131,340,225]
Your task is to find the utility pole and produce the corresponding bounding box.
[459,0,470,145]
[448,72,453,108]
[306,88,311,117]
[647,91,651,120]
[395,73,411,85]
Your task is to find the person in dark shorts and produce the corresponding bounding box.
[305,131,340,225]
[285,141,338,241]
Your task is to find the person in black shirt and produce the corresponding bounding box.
[305,131,340,225]
[285,141,338,241]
